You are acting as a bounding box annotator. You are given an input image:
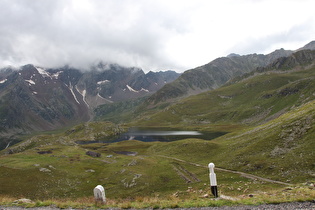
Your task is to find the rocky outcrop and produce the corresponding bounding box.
[86,151,101,158]
[267,50,315,70]
[147,48,293,104]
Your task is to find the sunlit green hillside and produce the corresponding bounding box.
[134,65,315,128]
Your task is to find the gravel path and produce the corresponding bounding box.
[175,201,315,209]
[1,201,315,210]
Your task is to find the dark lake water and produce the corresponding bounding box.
[76,127,227,144]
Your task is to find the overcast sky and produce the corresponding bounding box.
[0,0,314,72]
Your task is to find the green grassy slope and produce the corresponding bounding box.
[134,65,315,127]
[0,98,314,201]
[94,97,147,123]
[148,99,315,183]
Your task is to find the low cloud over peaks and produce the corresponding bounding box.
[0,0,314,72]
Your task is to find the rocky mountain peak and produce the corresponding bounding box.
[0,63,179,138]
[227,53,241,58]
[297,40,315,51]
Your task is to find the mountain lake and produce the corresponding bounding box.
[75,127,227,144]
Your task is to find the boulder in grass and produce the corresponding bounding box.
[86,151,101,158]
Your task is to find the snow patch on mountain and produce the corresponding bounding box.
[97,80,110,85]
[25,79,35,85]
[126,85,138,93]
[66,82,80,104]
[52,71,63,79]
[82,89,89,107]
[76,86,90,108]
[124,85,149,93]
[36,67,52,79]
[140,88,149,92]
[35,66,62,80]
[0,79,7,84]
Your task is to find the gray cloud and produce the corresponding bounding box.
[0,0,186,70]
[227,19,315,55]
[0,0,314,72]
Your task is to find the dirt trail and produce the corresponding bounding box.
[172,162,201,183]
[157,155,292,186]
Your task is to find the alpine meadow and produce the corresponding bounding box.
[0,42,315,209]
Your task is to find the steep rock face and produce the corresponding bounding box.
[0,64,179,136]
[130,70,180,92]
[0,65,89,133]
[147,48,293,104]
[76,64,180,109]
[266,50,315,70]
[76,64,147,109]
